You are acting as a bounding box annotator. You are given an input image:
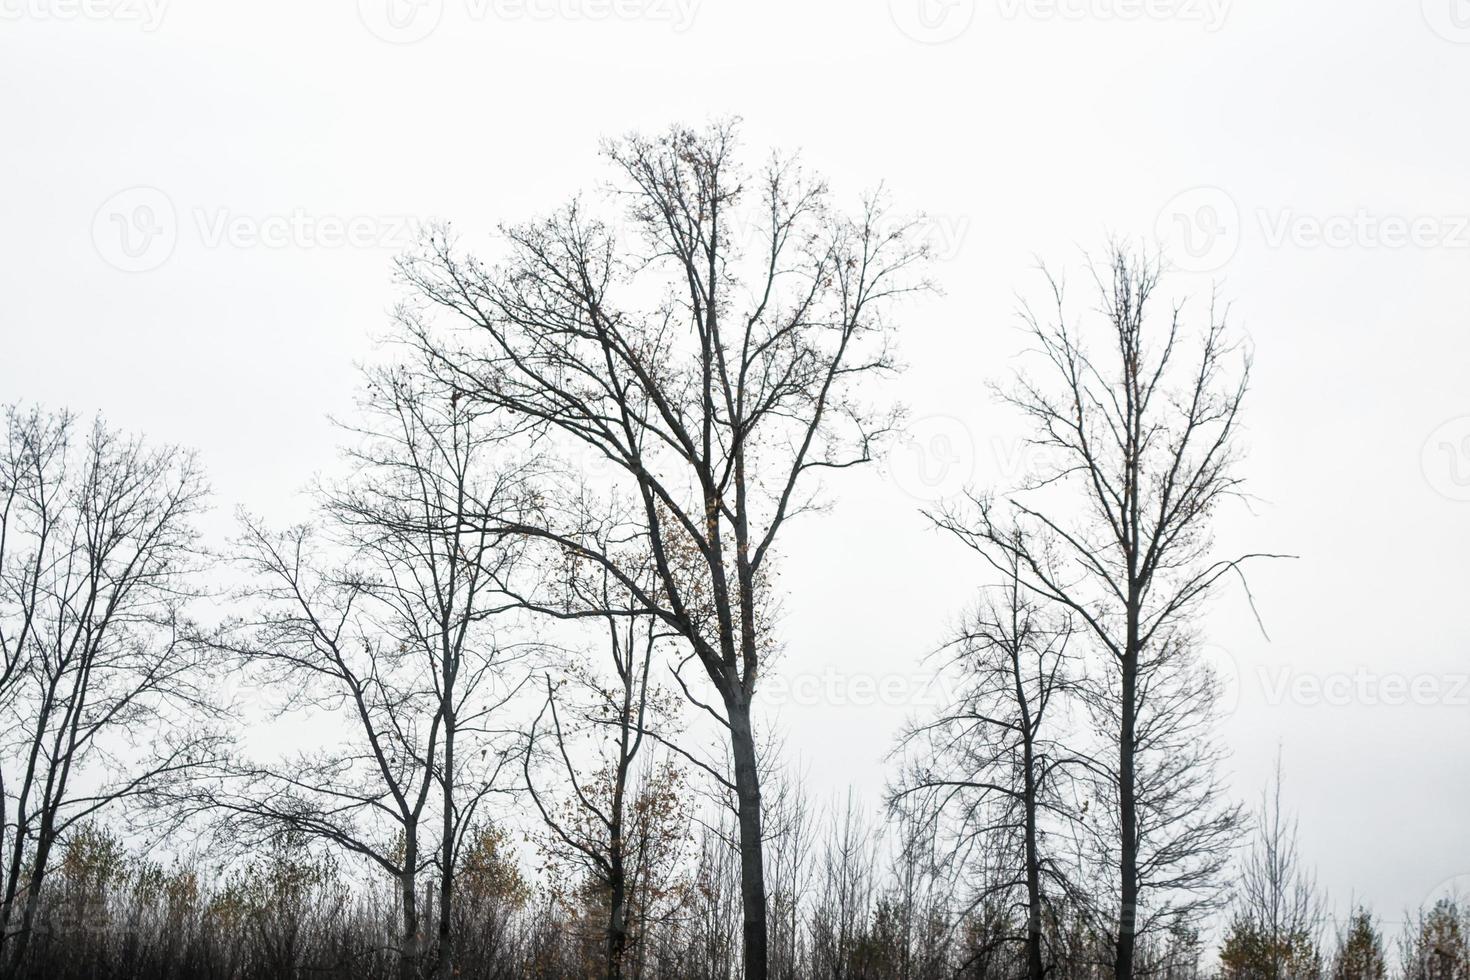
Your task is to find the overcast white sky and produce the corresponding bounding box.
[4,0,1469,936]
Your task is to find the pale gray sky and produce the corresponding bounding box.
[3,0,1469,935]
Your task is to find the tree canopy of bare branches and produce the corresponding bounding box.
[395,118,932,980]
[0,405,221,978]
[200,372,538,980]
[890,547,1084,980]
[928,247,1273,979]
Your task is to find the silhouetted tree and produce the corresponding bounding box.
[202,373,535,980]
[0,406,221,978]
[929,247,1267,978]
[1218,752,1324,980]
[523,570,691,980]
[397,119,931,980]
[890,545,1083,980]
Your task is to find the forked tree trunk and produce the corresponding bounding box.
[3,810,56,980]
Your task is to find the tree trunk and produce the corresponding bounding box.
[1022,742,1044,980]
[1115,651,1139,980]
[607,870,628,980]
[728,701,769,980]
[434,875,452,980]
[400,842,421,980]
[3,811,56,980]
[434,719,455,980]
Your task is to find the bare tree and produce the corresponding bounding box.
[396,119,931,980]
[763,768,817,980]
[876,800,954,980]
[890,545,1082,980]
[929,247,1270,978]
[809,792,879,980]
[0,406,220,978]
[523,569,690,980]
[204,373,533,980]
[1219,751,1326,980]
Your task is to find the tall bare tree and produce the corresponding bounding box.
[890,546,1082,980]
[397,119,930,979]
[0,406,220,978]
[929,247,1270,978]
[204,372,534,980]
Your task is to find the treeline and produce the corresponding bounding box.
[0,120,1446,980]
[12,813,1205,980]
[14,813,1469,980]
